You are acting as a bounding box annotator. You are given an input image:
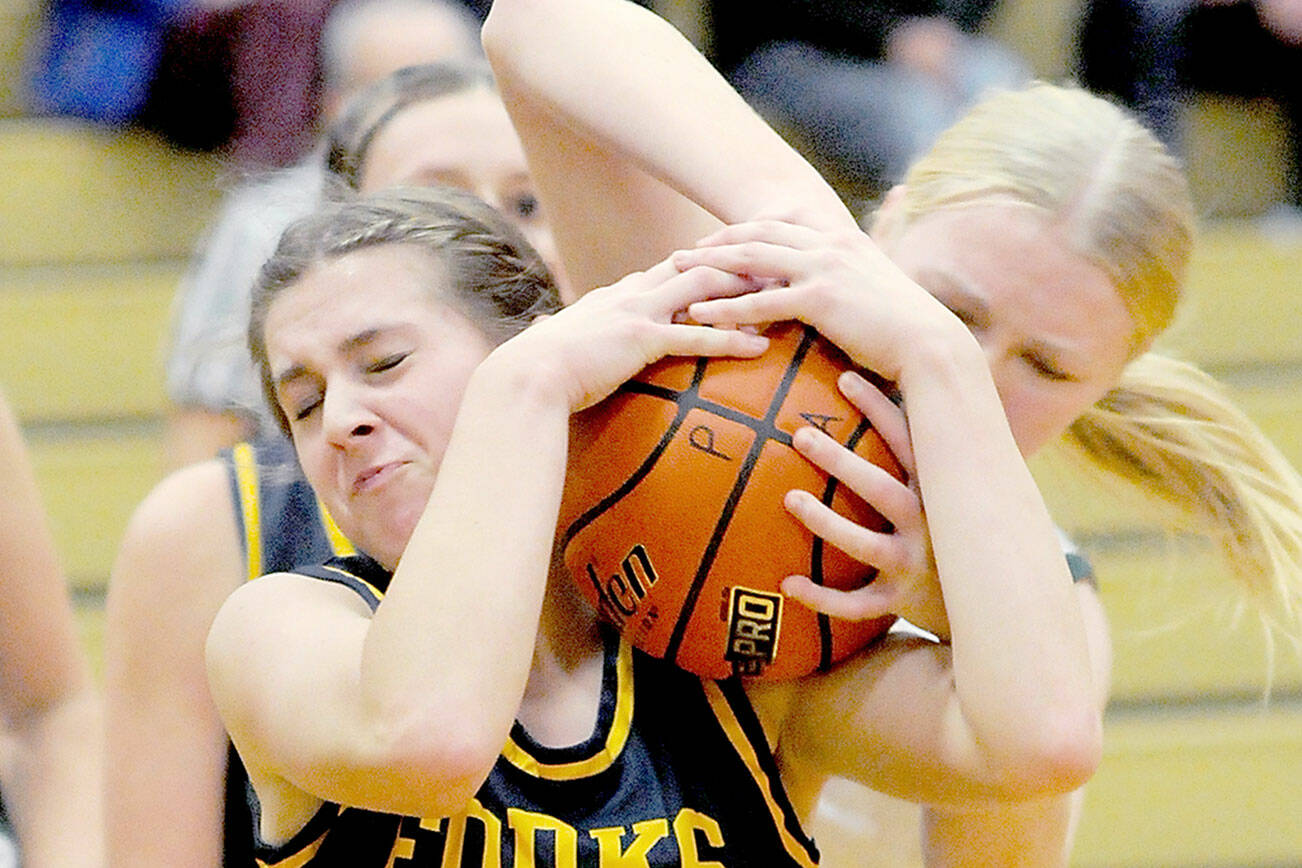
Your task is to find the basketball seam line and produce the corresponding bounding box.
[812,415,879,670]
[622,381,796,447]
[664,325,819,673]
[559,359,711,551]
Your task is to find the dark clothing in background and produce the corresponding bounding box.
[1079,0,1301,207]
[707,0,1003,73]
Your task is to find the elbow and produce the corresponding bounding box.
[1000,706,1103,799]
[351,711,504,818]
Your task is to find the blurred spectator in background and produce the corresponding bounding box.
[27,0,483,167]
[26,0,189,127]
[0,389,102,868]
[1079,0,1301,216]
[162,0,483,468]
[707,0,1029,211]
[26,0,334,163]
[139,0,340,165]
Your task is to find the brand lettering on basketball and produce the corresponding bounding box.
[799,412,841,433]
[687,424,731,460]
[725,587,782,676]
[586,544,659,629]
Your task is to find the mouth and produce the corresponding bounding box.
[352,461,407,495]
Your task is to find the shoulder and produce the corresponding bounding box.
[121,460,237,553]
[112,459,242,610]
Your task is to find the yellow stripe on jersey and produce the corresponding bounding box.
[702,682,818,868]
[232,441,263,583]
[320,563,386,603]
[501,639,634,781]
[254,828,328,868]
[316,498,357,556]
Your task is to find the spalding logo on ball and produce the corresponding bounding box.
[560,321,905,680]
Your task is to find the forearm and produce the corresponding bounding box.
[4,688,103,868]
[483,0,855,229]
[105,696,228,867]
[898,333,1101,792]
[359,352,572,769]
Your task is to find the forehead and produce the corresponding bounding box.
[883,203,1136,361]
[359,91,528,190]
[264,245,453,358]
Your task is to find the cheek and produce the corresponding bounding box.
[986,376,1069,457]
[294,439,341,508]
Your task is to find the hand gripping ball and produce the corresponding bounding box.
[559,321,904,680]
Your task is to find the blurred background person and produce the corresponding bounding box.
[707,0,1029,212]
[1079,0,1301,219]
[0,389,102,868]
[161,0,483,468]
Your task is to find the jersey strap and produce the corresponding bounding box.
[703,678,820,868]
[500,631,633,781]
[295,555,392,611]
[223,437,356,584]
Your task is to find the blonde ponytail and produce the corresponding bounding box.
[1064,351,1302,637]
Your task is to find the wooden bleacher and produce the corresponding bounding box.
[0,116,223,680]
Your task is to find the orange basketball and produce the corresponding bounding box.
[559,321,904,680]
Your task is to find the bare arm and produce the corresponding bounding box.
[104,460,244,867]
[482,0,856,295]
[163,408,256,470]
[0,392,101,867]
[919,585,1112,866]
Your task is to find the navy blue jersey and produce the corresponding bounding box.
[253,554,821,868]
[221,437,355,868]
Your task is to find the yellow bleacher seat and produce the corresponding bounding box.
[29,432,165,592]
[1075,704,1302,866]
[0,0,42,117]
[1162,222,1302,369]
[1095,543,1302,703]
[0,261,179,423]
[0,118,221,265]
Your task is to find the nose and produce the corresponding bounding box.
[321,384,379,447]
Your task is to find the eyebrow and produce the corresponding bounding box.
[920,268,1083,366]
[917,268,992,330]
[271,327,392,392]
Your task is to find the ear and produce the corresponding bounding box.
[865,184,908,241]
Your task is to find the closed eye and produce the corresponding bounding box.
[292,397,322,421]
[1023,352,1073,382]
[367,353,408,374]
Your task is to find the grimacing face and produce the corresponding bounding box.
[264,244,494,568]
[875,200,1136,455]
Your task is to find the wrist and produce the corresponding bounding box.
[894,318,987,398]
[472,341,575,418]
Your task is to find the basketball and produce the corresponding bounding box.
[559,320,905,681]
